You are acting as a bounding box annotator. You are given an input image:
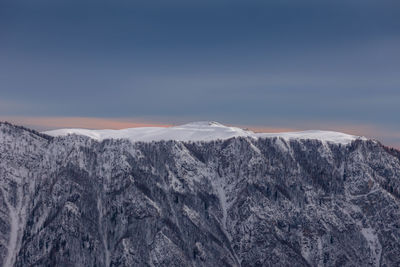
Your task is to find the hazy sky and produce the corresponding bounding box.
[1,0,399,147]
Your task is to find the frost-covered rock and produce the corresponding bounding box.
[0,122,400,266]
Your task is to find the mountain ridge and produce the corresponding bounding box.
[1,122,400,266]
[42,121,366,145]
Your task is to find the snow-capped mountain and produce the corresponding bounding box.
[44,121,363,144]
[1,121,400,266]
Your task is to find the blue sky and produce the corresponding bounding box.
[1,0,400,147]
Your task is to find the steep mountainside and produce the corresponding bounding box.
[0,122,400,267]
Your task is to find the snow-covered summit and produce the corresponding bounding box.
[43,121,364,144]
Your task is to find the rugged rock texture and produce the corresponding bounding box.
[0,122,400,267]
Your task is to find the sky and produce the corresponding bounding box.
[1,0,400,147]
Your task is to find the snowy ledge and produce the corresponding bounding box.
[43,121,366,145]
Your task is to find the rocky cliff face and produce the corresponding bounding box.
[0,122,400,267]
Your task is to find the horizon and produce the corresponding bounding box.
[1,0,399,148]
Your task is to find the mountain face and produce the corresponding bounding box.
[0,122,400,267]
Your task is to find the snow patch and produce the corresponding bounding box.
[361,227,382,267]
[97,197,111,267]
[65,201,80,216]
[182,205,201,226]
[212,177,229,229]
[1,187,23,267]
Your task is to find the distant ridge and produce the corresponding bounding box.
[43,121,365,144]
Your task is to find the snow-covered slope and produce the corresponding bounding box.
[44,121,364,144]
